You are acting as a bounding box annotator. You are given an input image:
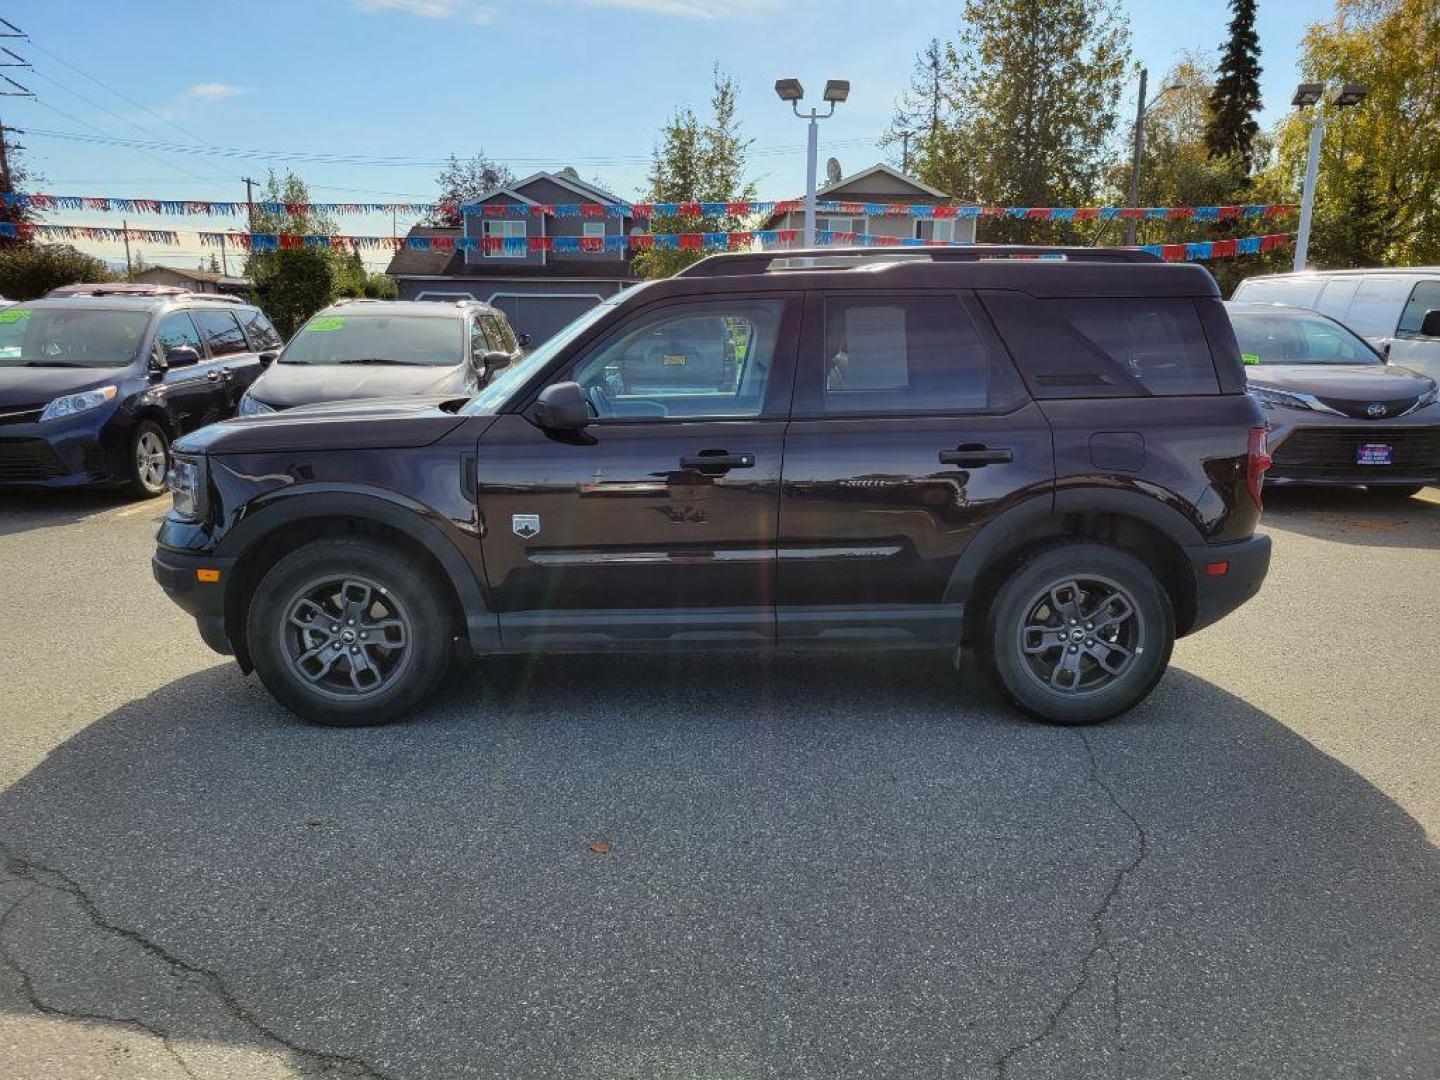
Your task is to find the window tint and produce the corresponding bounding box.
[1314,277,1360,319]
[810,295,1012,416]
[1344,276,1410,337]
[1056,299,1219,395]
[191,308,248,357]
[240,308,283,349]
[153,312,203,361]
[1231,277,1324,308]
[1396,280,1440,337]
[572,299,785,420]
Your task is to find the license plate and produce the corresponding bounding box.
[1356,443,1393,466]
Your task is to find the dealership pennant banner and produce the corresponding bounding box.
[0,221,181,244]
[2,192,1298,222]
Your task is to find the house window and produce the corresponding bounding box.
[582,221,606,239]
[482,219,526,258]
[914,218,955,243]
[818,215,866,238]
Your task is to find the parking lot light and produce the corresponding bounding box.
[773,78,804,103]
[1291,83,1323,107]
[1293,81,1368,271]
[777,75,850,246]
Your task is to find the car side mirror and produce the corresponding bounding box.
[259,349,279,367]
[534,381,590,430]
[165,345,201,368]
[480,349,510,372]
[516,332,532,349]
[1420,309,1440,338]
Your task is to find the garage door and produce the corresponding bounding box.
[489,294,606,346]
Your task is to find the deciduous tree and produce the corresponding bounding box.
[428,153,515,228]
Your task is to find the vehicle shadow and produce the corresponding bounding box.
[0,488,150,538]
[0,655,1436,1079]
[1261,485,1440,550]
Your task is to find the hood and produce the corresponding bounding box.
[174,396,473,455]
[249,361,469,410]
[1247,363,1436,419]
[0,365,132,411]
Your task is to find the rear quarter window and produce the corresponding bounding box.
[1056,299,1220,396]
[1231,277,1325,308]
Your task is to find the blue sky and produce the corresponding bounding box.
[4,0,1319,269]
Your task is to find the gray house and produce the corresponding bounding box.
[758,163,977,246]
[386,170,646,344]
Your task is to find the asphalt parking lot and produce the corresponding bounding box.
[0,486,1437,1080]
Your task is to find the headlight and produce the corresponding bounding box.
[38,385,118,422]
[1401,381,1439,415]
[1248,386,1343,415]
[237,392,276,417]
[166,454,207,521]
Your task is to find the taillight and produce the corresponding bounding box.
[1246,426,1271,509]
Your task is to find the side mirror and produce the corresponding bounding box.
[516,332,532,349]
[166,345,201,368]
[480,349,510,372]
[1420,309,1440,338]
[259,349,279,367]
[534,381,590,430]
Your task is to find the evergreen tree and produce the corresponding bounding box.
[1205,0,1264,171]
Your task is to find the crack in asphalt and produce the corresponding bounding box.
[994,733,1149,1079]
[0,838,394,1080]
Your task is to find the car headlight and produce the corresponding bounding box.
[38,385,118,422]
[237,392,276,417]
[166,454,207,522]
[1248,386,1343,415]
[1401,380,1439,415]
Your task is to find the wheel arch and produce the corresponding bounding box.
[949,488,1206,642]
[217,490,497,672]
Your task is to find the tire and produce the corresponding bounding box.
[1365,484,1425,500]
[245,537,453,727]
[126,420,170,498]
[981,542,1174,726]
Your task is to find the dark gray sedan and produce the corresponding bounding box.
[1226,301,1439,498]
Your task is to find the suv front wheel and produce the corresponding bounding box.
[246,538,453,726]
[982,542,1174,725]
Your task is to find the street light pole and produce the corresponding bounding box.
[775,78,849,248]
[1293,115,1324,272]
[1125,68,1148,247]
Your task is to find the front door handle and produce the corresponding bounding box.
[939,446,1012,467]
[681,450,755,472]
[206,369,222,381]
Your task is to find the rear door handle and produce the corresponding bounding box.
[939,447,1012,467]
[681,451,755,471]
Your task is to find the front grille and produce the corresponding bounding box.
[0,403,46,426]
[0,438,68,481]
[1271,426,1440,480]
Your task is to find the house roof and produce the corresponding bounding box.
[134,266,251,287]
[759,162,971,228]
[509,170,625,204]
[384,226,462,278]
[819,162,951,200]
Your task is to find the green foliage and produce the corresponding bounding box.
[362,272,398,299]
[1205,0,1264,172]
[1254,0,1440,268]
[0,243,113,300]
[428,153,515,228]
[251,247,336,338]
[633,66,755,280]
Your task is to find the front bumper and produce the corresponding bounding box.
[0,414,127,488]
[1265,411,1440,486]
[1183,533,1271,636]
[152,547,237,656]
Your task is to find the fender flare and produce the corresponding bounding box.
[216,485,499,652]
[942,486,1206,605]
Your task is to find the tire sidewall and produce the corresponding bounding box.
[985,543,1174,725]
[246,539,451,726]
[128,420,170,498]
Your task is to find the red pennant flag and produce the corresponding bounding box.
[629,233,654,249]
[679,232,702,250]
[1167,207,1195,220]
[679,202,702,218]
[1025,207,1052,220]
[725,202,751,216]
[1160,243,1187,262]
[580,204,606,219]
[632,203,655,218]
[1260,233,1290,252]
[431,235,455,251]
[1074,207,1101,221]
[1218,205,1244,219]
[580,235,604,252]
[1210,238,1238,258]
[1120,207,1145,219]
[727,231,752,249]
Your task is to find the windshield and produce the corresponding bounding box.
[280,314,464,367]
[462,288,651,414]
[1229,309,1383,366]
[0,306,150,368]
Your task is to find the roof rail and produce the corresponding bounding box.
[44,283,246,302]
[675,244,1162,278]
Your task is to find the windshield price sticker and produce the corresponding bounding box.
[1242,352,1260,365]
[307,317,346,332]
[0,308,32,324]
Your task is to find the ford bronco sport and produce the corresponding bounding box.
[153,246,1272,727]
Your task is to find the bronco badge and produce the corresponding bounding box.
[512,513,540,539]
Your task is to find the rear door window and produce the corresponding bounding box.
[1396,280,1440,338]
[1232,277,1324,308]
[1055,299,1219,395]
[799,293,1025,416]
[239,308,283,349]
[1344,276,1411,338]
[1314,278,1361,320]
[191,308,250,357]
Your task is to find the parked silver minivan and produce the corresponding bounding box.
[1231,269,1440,381]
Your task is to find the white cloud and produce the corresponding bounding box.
[352,0,497,23]
[186,83,246,101]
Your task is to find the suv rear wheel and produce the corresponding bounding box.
[982,542,1173,725]
[246,538,453,726]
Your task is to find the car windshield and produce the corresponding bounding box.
[279,314,463,367]
[0,306,151,368]
[462,287,653,415]
[1228,309,1382,366]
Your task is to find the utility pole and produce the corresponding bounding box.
[243,176,256,233]
[219,232,229,276]
[1125,68,1147,247]
[121,218,132,278]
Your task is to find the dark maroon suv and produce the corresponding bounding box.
[153,246,1272,727]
